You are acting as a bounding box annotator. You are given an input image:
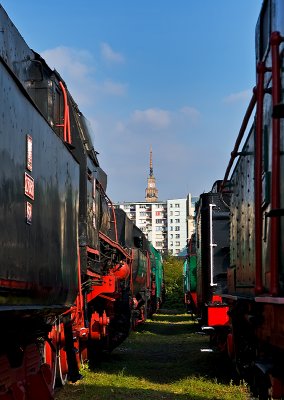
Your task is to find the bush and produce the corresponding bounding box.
[162,256,184,310]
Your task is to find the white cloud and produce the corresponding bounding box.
[130,108,171,129]
[40,46,128,106]
[223,89,251,104]
[101,42,125,64]
[180,106,201,120]
[41,46,94,79]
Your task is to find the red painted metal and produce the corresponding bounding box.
[207,305,229,326]
[226,333,234,359]
[111,262,130,280]
[270,31,283,296]
[212,295,222,303]
[191,292,197,309]
[220,91,257,191]
[57,322,68,384]
[86,269,101,278]
[57,81,71,144]
[86,246,100,256]
[0,344,54,400]
[45,325,57,389]
[270,375,283,398]
[207,295,229,326]
[99,231,131,260]
[90,311,109,340]
[254,62,266,294]
[86,275,116,303]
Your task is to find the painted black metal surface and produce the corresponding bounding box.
[0,57,80,308]
[196,190,231,306]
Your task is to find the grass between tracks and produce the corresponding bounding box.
[55,312,250,400]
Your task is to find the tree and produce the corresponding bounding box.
[163,256,184,310]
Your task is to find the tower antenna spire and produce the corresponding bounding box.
[150,145,153,177]
[145,146,158,202]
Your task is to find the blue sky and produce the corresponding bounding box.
[1,1,263,202]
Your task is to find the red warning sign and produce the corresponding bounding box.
[24,173,34,200]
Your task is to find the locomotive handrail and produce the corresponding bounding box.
[270,31,283,296]
[99,231,131,260]
[220,90,257,191]
[209,203,217,287]
[57,81,71,144]
[254,61,266,294]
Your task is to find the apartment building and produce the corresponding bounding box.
[115,148,198,255]
[167,198,187,256]
[116,201,168,253]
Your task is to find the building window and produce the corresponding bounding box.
[174,211,180,216]
[170,219,173,223]
[170,234,173,239]
[170,242,173,246]
[170,226,174,231]
[175,219,180,223]
[175,241,180,246]
[156,226,163,231]
[170,211,173,216]
[156,241,163,247]
[175,226,180,231]
[156,211,161,216]
[140,212,146,216]
[175,234,180,239]
[139,205,147,209]
[170,204,173,208]
[175,204,180,208]
[156,219,163,224]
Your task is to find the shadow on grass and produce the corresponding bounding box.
[91,313,237,387]
[54,313,249,400]
[57,383,223,400]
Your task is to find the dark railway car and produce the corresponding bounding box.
[183,233,197,314]
[195,181,231,329]
[196,1,284,398]
[0,5,164,399]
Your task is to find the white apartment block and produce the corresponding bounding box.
[115,194,198,256]
[116,201,168,253]
[187,194,199,242]
[167,198,187,256]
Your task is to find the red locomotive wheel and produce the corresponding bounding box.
[56,321,68,386]
[44,325,57,389]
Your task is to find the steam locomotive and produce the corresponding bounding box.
[184,0,284,398]
[0,5,164,399]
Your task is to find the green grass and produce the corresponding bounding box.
[55,312,250,400]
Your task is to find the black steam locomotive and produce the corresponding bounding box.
[185,1,284,398]
[0,5,164,399]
